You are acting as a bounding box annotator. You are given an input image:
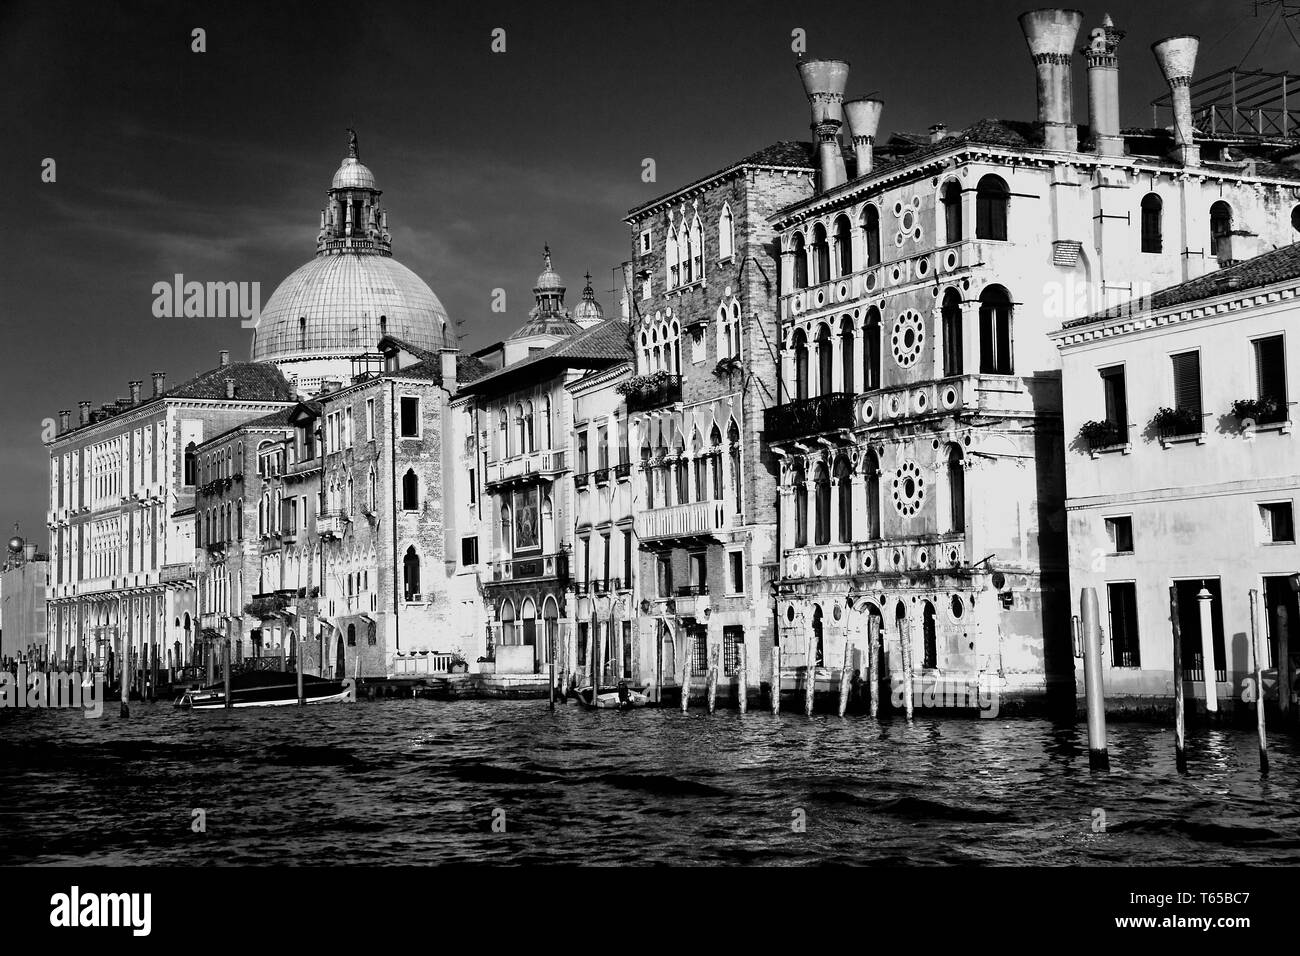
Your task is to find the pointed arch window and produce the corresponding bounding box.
[865,449,881,540]
[726,419,740,514]
[941,288,963,377]
[793,330,810,401]
[1210,201,1233,262]
[812,223,830,284]
[792,233,809,289]
[863,307,881,390]
[835,455,852,543]
[816,323,833,396]
[403,546,421,602]
[922,601,937,669]
[689,215,704,281]
[839,315,855,392]
[792,460,808,548]
[946,444,966,533]
[401,469,419,510]
[718,204,735,260]
[813,462,831,546]
[666,227,680,288]
[834,214,852,276]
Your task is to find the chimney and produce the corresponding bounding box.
[224,377,236,399]
[929,123,947,144]
[219,349,230,367]
[128,380,142,405]
[796,58,851,192]
[1082,14,1125,157]
[151,371,166,397]
[58,410,71,433]
[1152,35,1201,167]
[1019,8,1084,152]
[77,401,91,426]
[440,350,458,392]
[844,98,884,176]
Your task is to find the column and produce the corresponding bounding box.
[961,300,978,378]
[851,326,864,394]
[829,478,841,545]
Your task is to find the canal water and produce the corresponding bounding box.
[2,700,1298,865]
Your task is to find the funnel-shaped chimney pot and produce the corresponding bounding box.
[1152,35,1200,166]
[1019,9,1084,151]
[796,59,851,192]
[1082,14,1125,157]
[844,98,884,177]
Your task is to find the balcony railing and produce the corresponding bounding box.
[158,563,194,584]
[317,511,348,539]
[622,374,682,413]
[675,584,709,596]
[614,462,632,480]
[765,393,857,443]
[635,500,729,541]
[488,552,569,584]
[485,449,568,487]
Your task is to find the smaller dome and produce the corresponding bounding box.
[572,272,605,329]
[332,157,377,190]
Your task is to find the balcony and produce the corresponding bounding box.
[614,462,632,480]
[317,511,349,539]
[158,563,194,584]
[488,551,569,585]
[484,449,567,489]
[258,533,282,555]
[635,500,729,543]
[286,456,322,478]
[765,393,857,443]
[621,373,682,413]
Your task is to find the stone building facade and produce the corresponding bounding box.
[623,142,815,703]
[765,13,1300,710]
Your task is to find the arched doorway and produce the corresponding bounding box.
[335,634,346,679]
[811,605,824,669]
[922,601,937,669]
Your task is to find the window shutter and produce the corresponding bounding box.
[1171,352,1201,415]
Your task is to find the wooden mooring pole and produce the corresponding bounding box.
[223,638,232,710]
[770,642,780,715]
[297,638,305,706]
[737,642,748,714]
[1277,604,1292,724]
[679,631,690,713]
[838,642,852,717]
[118,633,129,719]
[706,645,719,714]
[867,615,880,719]
[1079,587,1110,771]
[804,649,815,717]
[900,617,914,720]
[1170,585,1188,773]
[1249,589,1269,775]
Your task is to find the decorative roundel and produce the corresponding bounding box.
[891,460,926,517]
[949,593,965,621]
[837,554,848,573]
[888,394,902,415]
[893,201,904,216]
[913,226,923,241]
[853,307,861,319]
[865,272,878,292]
[785,604,796,623]
[911,195,922,209]
[814,554,824,572]
[944,250,958,271]
[914,390,928,413]
[962,433,973,447]
[862,400,876,423]
[917,549,930,567]
[916,256,930,277]
[832,604,843,622]
[942,386,959,409]
[815,289,826,306]
[836,282,850,301]
[890,265,902,283]
[890,310,926,368]
[792,294,804,315]
[891,549,905,568]
[900,207,916,233]
[894,231,906,248]
[863,553,875,571]
[947,546,961,566]
[932,438,941,450]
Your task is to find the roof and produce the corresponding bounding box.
[458,319,633,396]
[371,335,493,386]
[627,141,815,219]
[1065,241,1300,328]
[198,405,298,449]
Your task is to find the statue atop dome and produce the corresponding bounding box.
[346,127,359,159]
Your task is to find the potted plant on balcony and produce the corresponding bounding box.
[1076,419,1123,451]
[1230,396,1282,426]
[713,356,741,379]
[448,648,468,674]
[1149,406,1201,439]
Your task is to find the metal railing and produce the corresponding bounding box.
[764,392,857,443]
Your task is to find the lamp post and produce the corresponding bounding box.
[1196,583,1218,713]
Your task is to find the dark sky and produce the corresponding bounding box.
[2,0,1296,544]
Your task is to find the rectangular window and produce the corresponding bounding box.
[723,625,744,675]
[689,552,707,593]
[1099,365,1129,443]
[1107,582,1140,668]
[468,468,477,504]
[1104,515,1134,553]
[623,529,632,586]
[640,230,651,254]
[461,536,479,566]
[728,550,745,594]
[365,398,375,440]
[1260,502,1295,543]
[1254,335,1287,421]
[577,430,589,473]
[691,624,709,675]
[577,622,588,667]
[597,425,609,470]
[344,406,353,448]
[1171,350,1202,423]
[399,396,420,437]
[656,554,673,597]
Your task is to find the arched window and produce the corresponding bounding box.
[922,601,937,669]
[515,402,526,454]
[792,459,808,548]
[839,315,855,393]
[946,444,965,533]
[184,442,197,486]
[501,404,512,458]
[941,288,963,377]
[816,323,833,396]
[542,397,552,448]
[834,455,852,543]
[727,419,741,514]
[674,437,689,503]
[865,449,881,540]
[863,307,881,390]
[834,214,853,276]
[542,597,559,663]
[1210,201,1233,261]
[718,204,734,260]
[978,285,1013,375]
[525,401,535,452]
[975,174,1009,241]
[1140,193,1163,254]
[792,232,808,289]
[500,504,512,554]
[666,228,679,288]
[811,605,824,668]
[812,223,830,284]
[813,462,831,546]
[345,476,354,514]
[347,623,357,647]
[401,469,418,510]
[541,496,554,553]
[862,205,881,267]
[689,215,703,281]
[942,180,962,244]
[1292,205,1300,236]
[367,467,377,511]
[500,599,516,645]
[403,546,421,602]
[692,428,707,501]
[793,329,810,401]
[520,597,537,648]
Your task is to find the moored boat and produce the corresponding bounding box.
[574,681,651,710]
[175,671,349,709]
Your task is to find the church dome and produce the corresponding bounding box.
[332,157,377,190]
[571,272,605,329]
[250,132,457,368]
